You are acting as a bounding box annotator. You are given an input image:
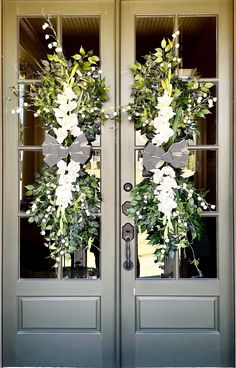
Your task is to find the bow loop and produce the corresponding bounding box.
[42,133,91,167]
[143,140,189,171]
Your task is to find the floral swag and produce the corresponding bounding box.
[126,32,216,276]
[12,20,216,276]
[12,18,109,270]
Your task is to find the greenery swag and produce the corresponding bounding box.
[126,32,216,276]
[12,21,216,276]
[12,18,109,269]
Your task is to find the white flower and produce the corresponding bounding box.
[53,127,68,143]
[157,90,173,108]
[55,182,73,209]
[152,123,174,146]
[152,168,163,184]
[48,43,52,49]
[24,102,28,107]
[161,166,175,178]
[158,194,177,219]
[45,34,50,40]
[16,107,23,113]
[56,47,62,53]
[211,205,216,210]
[11,109,16,114]
[56,113,78,130]
[71,125,82,137]
[52,42,57,47]
[42,23,49,30]
[161,176,177,190]
[57,160,67,175]
[41,230,46,236]
[208,99,213,108]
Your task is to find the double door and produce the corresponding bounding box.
[3,1,233,367]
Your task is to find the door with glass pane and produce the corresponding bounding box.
[3,0,234,367]
[120,1,233,367]
[3,2,116,367]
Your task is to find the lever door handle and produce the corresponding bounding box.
[122,223,134,271]
[123,236,133,270]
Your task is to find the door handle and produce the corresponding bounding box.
[122,223,134,270]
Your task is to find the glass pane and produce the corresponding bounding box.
[190,85,217,145]
[19,150,43,212]
[179,217,217,278]
[136,130,147,146]
[20,217,57,278]
[62,17,100,60]
[86,150,101,178]
[20,217,101,279]
[191,150,217,205]
[135,149,144,184]
[18,83,44,146]
[136,16,174,62]
[62,17,101,146]
[19,17,56,79]
[178,16,217,78]
[136,149,217,206]
[62,218,101,279]
[137,231,174,278]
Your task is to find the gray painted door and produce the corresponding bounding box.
[3,2,117,367]
[3,1,234,367]
[120,1,234,367]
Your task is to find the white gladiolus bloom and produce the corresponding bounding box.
[161,166,175,178]
[152,165,178,219]
[157,90,173,108]
[53,127,68,143]
[55,183,73,209]
[152,90,175,146]
[152,168,163,184]
[71,125,82,137]
[57,160,67,175]
[158,192,177,219]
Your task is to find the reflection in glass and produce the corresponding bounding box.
[178,16,217,78]
[20,218,56,278]
[62,17,101,146]
[135,149,144,184]
[136,130,147,146]
[18,84,44,146]
[62,17,100,60]
[19,17,56,79]
[136,16,174,62]
[20,217,101,279]
[137,231,174,278]
[19,151,43,212]
[86,150,101,178]
[179,217,217,278]
[63,219,101,279]
[191,150,217,205]
[190,85,217,145]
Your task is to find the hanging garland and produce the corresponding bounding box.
[126,32,216,276]
[12,18,109,269]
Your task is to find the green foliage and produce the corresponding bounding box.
[127,34,216,276]
[26,168,101,263]
[127,38,215,143]
[13,17,110,268]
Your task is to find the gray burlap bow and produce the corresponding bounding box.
[143,140,189,171]
[42,133,91,167]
